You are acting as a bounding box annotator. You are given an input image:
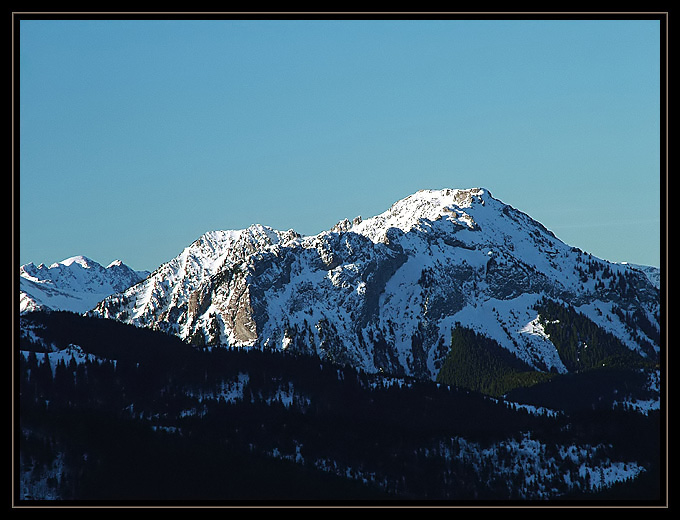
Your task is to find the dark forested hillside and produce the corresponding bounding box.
[435,324,555,397]
[532,298,657,371]
[16,311,663,504]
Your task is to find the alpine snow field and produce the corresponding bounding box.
[17,188,664,504]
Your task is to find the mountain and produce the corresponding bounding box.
[18,188,664,502]
[90,188,660,382]
[20,256,150,314]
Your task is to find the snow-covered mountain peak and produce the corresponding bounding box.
[350,187,490,242]
[172,224,302,276]
[50,255,96,269]
[194,223,298,248]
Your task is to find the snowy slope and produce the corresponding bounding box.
[19,256,149,314]
[91,188,660,381]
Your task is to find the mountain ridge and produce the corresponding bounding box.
[86,187,660,381]
[19,256,150,314]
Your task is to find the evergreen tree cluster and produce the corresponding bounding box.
[435,324,553,397]
[533,298,652,372]
[611,305,660,359]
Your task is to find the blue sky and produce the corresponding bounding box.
[18,17,663,271]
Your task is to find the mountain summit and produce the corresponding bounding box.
[90,188,659,381]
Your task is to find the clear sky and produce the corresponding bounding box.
[17,16,663,272]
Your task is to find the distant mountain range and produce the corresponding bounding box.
[19,256,149,314]
[18,187,650,382]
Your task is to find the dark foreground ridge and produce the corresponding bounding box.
[17,311,663,504]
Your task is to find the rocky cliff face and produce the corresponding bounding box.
[90,188,660,381]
